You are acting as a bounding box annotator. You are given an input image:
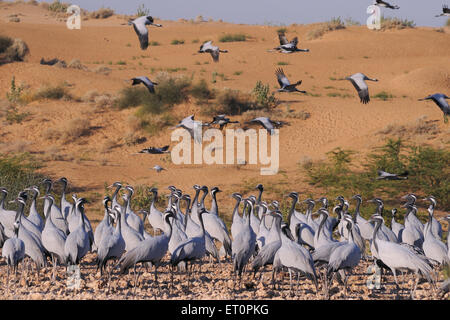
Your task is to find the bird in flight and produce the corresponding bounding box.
[374,0,400,10]
[275,68,306,93]
[152,165,166,173]
[137,146,170,154]
[246,117,287,135]
[274,32,309,53]
[209,115,239,130]
[198,41,228,62]
[419,93,450,123]
[345,73,378,104]
[376,170,408,180]
[128,15,162,50]
[435,5,450,17]
[131,76,157,94]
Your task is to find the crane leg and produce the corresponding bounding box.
[289,269,294,297]
[6,266,10,294]
[343,271,349,299]
[410,274,419,300]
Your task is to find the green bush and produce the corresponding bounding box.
[304,139,450,210]
[252,81,277,109]
[114,87,148,110]
[190,79,214,102]
[0,154,46,205]
[218,33,247,42]
[171,39,185,45]
[212,89,254,115]
[48,0,68,13]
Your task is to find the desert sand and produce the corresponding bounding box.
[0,2,449,300]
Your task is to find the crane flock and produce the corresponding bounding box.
[0,179,448,300]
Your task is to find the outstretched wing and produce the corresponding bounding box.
[347,75,370,104]
[210,49,219,62]
[132,77,156,93]
[275,68,291,88]
[132,22,149,50]
[290,36,298,47]
[199,41,213,52]
[278,33,289,45]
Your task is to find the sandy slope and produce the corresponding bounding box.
[0,2,449,223]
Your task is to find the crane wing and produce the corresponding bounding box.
[275,68,291,88]
[278,33,289,45]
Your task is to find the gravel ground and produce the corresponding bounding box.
[0,252,447,300]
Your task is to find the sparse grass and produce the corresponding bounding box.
[233,71,243,76]
[276,27,288,34]
[89,7,114,19]
[304,139,450,211]
[307,17,346,40]
[447,18,450,27]
[344,18,361,26]
[67,59,87,70]
[136,3,150,17]
[149,41,160,46]
[116,60,127,65]
[33,83,73,101]
[218,33,247,42]
[380,16,416,30]
[373,91,395,101]
[0,36,29,65]
[277,61,289,66]
[170,39,185,45]
[93,65,112,75]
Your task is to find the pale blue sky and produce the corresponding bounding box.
[40,0,449,27]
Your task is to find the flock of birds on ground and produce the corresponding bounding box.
[0,178,449,299]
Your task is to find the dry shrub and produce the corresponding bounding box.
[94,94,113,108]
[93,65,112,75]
[42,145,65,161]
[0,37,30,65]
[9,17,20,22]
[307,17,345,40]
[82,90,99,102]
[34,83,73,101]
[0,140,32,154]
[123,132,146,146]
[380,16,415,30]
[100,139,118,153]
[377,117,440,138]
[68,59,87,70]
[61,118,91,143]
[89,8,114,19]
[42,127,62,140]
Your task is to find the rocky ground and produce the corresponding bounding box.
[0,252,447,300]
